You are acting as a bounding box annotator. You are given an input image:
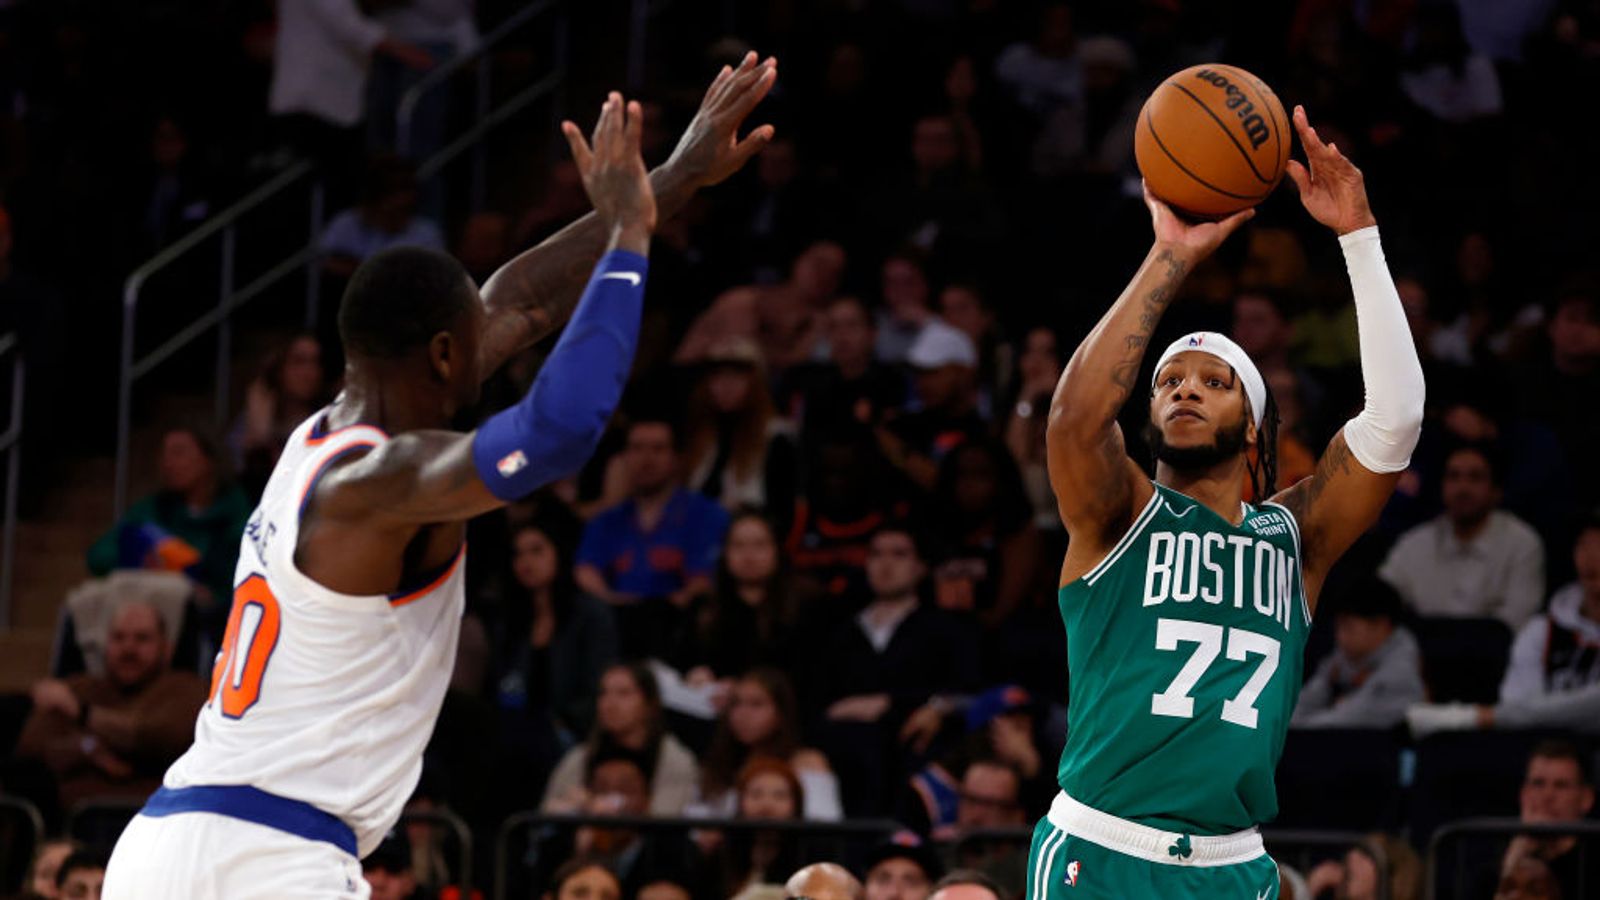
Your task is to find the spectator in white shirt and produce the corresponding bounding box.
[1380,443,1544,631]
[320,155,445,277]
[270,0,434,168]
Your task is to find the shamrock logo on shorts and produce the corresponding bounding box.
[1168,834,1193,860]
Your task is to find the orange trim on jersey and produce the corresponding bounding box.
[389,544,466,607]
[296,440,381,517]
[305,416,390,447]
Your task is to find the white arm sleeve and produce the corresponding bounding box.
[1338,226,1426,473]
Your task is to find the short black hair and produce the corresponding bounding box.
[1331,575,1403,623]
[56,850,107,889]
[1529,738,1594,786]
[1443,440,1504,486]
[871,518,930,563]
[585,742,654,785]
[626,415,682,451]
[338,246,476,360]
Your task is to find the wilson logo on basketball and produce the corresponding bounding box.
[1193,69,1271,149]
[1133,63,1290,219]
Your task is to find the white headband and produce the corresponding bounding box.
[1152,332,1266,428]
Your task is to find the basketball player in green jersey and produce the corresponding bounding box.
[1025,107,1426,899]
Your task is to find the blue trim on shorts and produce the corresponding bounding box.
[141,785,357,857]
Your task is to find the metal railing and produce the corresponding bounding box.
[0,333,23,627]
[113,160,323,516]
[1428,818,1600,900]
[397,0,569,210]
[112,0,570,518]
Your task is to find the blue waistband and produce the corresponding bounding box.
[141,785,357,857]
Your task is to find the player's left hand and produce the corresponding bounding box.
[666,51,778,189]
[1285,105,1378,236]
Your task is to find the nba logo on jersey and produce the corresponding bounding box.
[1065,860,1080,887]
[497,449,528,477]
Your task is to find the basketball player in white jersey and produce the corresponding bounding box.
[103,56,778,899]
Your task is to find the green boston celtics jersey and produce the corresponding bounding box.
[1056,482,1310,836]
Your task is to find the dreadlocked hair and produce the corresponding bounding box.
[1246,387,1280,501]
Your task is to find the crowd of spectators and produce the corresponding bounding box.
[4,0,1600,897]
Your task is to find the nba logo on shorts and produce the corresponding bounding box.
[1065,860,1080,887]
[497,450,528,477]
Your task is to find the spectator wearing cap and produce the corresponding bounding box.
[681,337,799,527]
[937,283,1012,424]
[877,320,986,495]
[1380,443,1545,630]
[928,870,1005,900]
[1291,576,1424,729]
[862,834,944,900]
[813,523,979,816]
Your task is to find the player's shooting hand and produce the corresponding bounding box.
[562,93,657,243]
[1285,105,1377,236]
[1144,182,1253,262]
[666,52,778,189]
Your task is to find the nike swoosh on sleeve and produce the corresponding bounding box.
[600,271,642,286]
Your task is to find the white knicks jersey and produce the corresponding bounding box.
[163,411,465,858]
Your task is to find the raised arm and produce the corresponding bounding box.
[1048,190,1252,562]
[1271,106,1425,608]
[475,53,777,378]
[320,93,657,528]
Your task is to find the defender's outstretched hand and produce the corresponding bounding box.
[667,51,779,189]
[1285,105,1377,236]
[562,93,657,237]
[1144,182,1253,260]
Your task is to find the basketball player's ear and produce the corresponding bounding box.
[428,331,454,384]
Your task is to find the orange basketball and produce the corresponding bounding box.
[1134,64,1292,220]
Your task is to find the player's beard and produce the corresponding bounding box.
[1145,413,1249,473]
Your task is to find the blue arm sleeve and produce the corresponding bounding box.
[472,249,647,501]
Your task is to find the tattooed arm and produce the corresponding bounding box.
[1048,187,1252,580]
[476,54,778,378]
